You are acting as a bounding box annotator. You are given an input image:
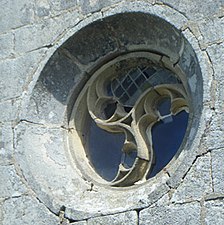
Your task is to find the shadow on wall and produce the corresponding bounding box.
[33,12,202,135]
[36,12,186,110]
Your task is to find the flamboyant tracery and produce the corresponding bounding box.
[71,53,189,186]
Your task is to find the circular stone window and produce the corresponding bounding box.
[18,8,205,219]
[69,51,191,187]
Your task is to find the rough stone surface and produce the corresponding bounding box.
[0,201,3,222]
[0,165,27,199]
[171,154,212,203]
[80,0,121,14]
[204,42,224,155]
[203,113,224,151]
[139,202,201,225]
[199,17,224,46]
[62,18,118,66]
[0,0,34,33]
[160,0,223,20]
[1,196,59,225]
[204,199,224,225]
[0,99,20,122]
[0,123,14,165]
[49,0,78,13]
[87,211,138,225]
[14,10,81,54]
[0,32,14,59]
[207,43,224,111]
[25,50,82,125]
[0,0,224,224]
[211,149,224,193]
[34,0,51,18]
[0,50,47,101]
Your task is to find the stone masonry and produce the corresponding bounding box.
[0,0,224,224]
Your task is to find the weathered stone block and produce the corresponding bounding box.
[204,199,224,225]
[160,0,223,20]
[0,165,27,199]
[0,0,34,33]
[139,202,201,225]
[0,49,47,101]
[171,154,212,203]
[0,123,14,165]
[62,18,118,65]
[202,113,224,151]
[211,149,224,193]
[34,0,51,17]
[14,10,81,54]
[0,98,20,122]
[2,196,59,225]
[104,13,183,63]
[87,211,138,225]
[199,17,224,46]
[50,0,77,12]
[80,0,121,14]
[207,43,224,110]
[0,32,14,59]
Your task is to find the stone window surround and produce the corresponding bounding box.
[15,2,212,221]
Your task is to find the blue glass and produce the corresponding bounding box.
[148,110,189,178]
[87,121,125,181]
[121,150,137,169]
[158,98,171,116]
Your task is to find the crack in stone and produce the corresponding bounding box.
[12,127,33,193]
[35,196,61,219]
[26,44,54,54]
[202,40,224,49]
[175,151,211,190]
[204,194,224,202]
[173,199,201,206]
[17,119,66,130]
[197,114,213,154]
[0,95,21,104]
[0,193,30,204]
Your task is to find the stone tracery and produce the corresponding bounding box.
[72,53,189,186]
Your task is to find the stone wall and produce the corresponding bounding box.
[0,0,224,224]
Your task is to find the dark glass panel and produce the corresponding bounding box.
[120,93,129,103]
[114,86,124,97]
[121,150,137,169]
[127,83,137,96]
[143,67,156,78]
[124,106,132,113]
[148,110,189,178]
[135,74,146,86]
[122,76,132,89]
[157,98,171,116]
[129,69,140,79]
[87,121,125,181]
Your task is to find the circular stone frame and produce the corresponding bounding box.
[15,2,211,221]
